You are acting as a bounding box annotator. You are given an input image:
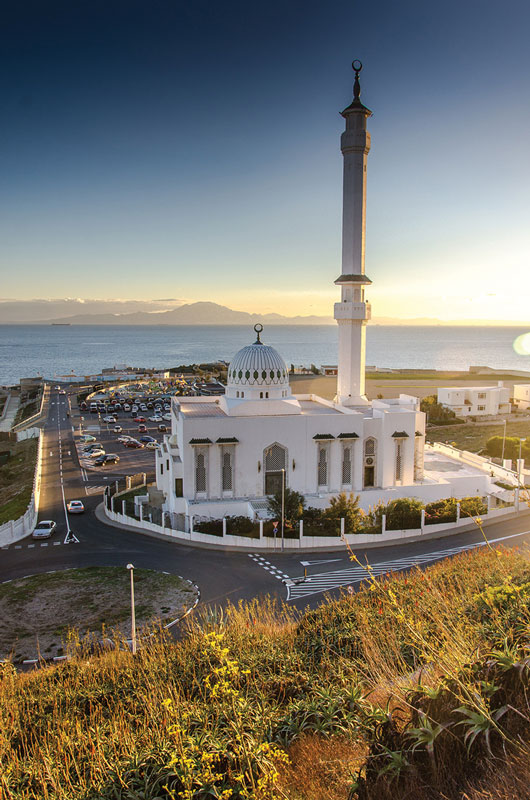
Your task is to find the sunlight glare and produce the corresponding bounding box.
[513,332,530,356]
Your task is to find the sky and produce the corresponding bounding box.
[1,0,530,321]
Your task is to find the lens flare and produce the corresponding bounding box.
[513,332,530,356]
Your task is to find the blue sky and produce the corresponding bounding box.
[1,0,529,320]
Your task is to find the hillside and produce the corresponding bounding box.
[41,302,334,326]
[2,545,530,799]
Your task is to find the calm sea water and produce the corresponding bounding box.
[0,324,529,385]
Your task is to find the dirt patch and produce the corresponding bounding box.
[0,567,198,661]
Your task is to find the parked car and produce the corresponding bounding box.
[113,425,123,433]
[146,441,158,449]
[139,435,156,443]
[124,440,144,448]
[82,443,102,452]
[94,454,120,465]
[87,449,106,458]
[32,520,57,539]
[103,415,117,423]
[67,500,85,514]
[149,415,162,422]
[163,414,171,421]
[123,404,131,412]
[117,435,133,443]
[80,434,96,443]
[158,424,167,432]
[138,424,147,432]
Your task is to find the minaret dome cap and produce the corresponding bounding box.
[227,326,289,388]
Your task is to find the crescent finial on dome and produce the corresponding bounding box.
[254,323,263,344]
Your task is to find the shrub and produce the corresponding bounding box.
[382,497,424,530]
[459,496,487,517]
[324,492,363,533]
[425,498,458,524]
[421,394,465,425]
[267,488,305,526]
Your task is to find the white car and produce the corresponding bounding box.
[123,404,131,412]
[117,436,133,444]
[32,520,57,539]
[149,415,162,422]
[80,434,96,443]
[67,500,85,514]
[145,441,158,449]
[103,415,117,423]
[163,413,171,421]
[113,425,123,433]
[87,449,105,459]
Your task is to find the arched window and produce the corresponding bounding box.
[264,443,287,495]
[342,444,352,485]
[195,450,207,494]
[221,449,233,492]
[317,446,328,487]
[395,440,403,483]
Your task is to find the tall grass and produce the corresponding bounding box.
[1,548,530,799]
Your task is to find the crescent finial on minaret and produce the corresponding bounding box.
[352,60,362,101]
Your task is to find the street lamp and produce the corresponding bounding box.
[281,468,285,552]
[126,563,136,654]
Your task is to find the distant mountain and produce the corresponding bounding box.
[42,302,335,326]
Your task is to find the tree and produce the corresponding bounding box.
[324,492,363,532]
[383,497,425,530]
[267,488,305,527]
[420,395,463,425]
[486,435,530,462]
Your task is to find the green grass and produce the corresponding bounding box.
[426,419,530,454]
[2,547,530,800]
[0,438,38,525]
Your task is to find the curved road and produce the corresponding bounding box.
[2,387,530,615]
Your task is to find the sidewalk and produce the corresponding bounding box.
[0,394,20,432]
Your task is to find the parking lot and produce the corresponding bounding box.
[74,395,170,478]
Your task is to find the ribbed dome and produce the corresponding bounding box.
[228,329,289,388]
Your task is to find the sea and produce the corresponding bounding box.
[0,324,529,386]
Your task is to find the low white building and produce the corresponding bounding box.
[437,383,511,417]
[513,384,530,410]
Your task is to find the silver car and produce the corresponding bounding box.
[32,520,57,539]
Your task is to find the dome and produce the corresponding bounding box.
[227,325,289,388]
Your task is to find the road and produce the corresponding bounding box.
[2,385,530,618]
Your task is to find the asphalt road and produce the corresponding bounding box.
[2,386,530,618]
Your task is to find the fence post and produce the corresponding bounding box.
[420,508,425,533]
[122,500,126,516]
[222,517,227,536]
[299,519,303,540]
[190,514,194,534]
[515,488,520,511]
[259,519,264,539]
[111,495,115,513]
[340,517,345,537]
[115,480,119,494]
[487,494,492,513]
[456,502,460,523]
[382,513,386,535]
[139,503,143,522]
[127,476,131,490]
[143,472,146,485]
[162,510,166,529]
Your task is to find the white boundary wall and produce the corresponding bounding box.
[0,432,43,547]
[430,441,530,486]
[104,498,526,552]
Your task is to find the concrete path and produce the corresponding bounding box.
[0,394,20,432]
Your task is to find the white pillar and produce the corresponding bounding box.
[420,508,425,533]
[222,517,227,536]
[190,514,194,534]
[299,519,304,539]
[487,494,492,513]
[340,517,345,537]
[381,513,386,534]
[259,519,264,539]
[456,502,460,523]
[139,503,143,522]
[122,500,126,516]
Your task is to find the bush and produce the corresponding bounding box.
[383,497,424,530]
[421,394,465,425]
[459,495,487,517]
[486,435,530,462]
[267,488,305,526]
[425,498,458,524]
[324,492,362,533]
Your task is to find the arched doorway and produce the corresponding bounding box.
[363,437,376,488]
[264,443,287,495]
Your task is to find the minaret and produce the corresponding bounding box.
[334,61,372,407]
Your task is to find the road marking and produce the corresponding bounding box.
[40,543,48,547]
[53,541,61,545]
[64,530,80,544]
[286,529,530,600]
[300,558,343,566]
[14,545,21,550]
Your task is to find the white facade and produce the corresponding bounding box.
[437,383,511,417]
[514,384,530,410]
[155,64,491,522]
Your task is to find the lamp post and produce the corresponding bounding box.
[281,468,285,552]
[500,419,507,463]
[126,563,136,654]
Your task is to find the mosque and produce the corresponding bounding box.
[155,64,489,521]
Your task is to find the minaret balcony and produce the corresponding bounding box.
[334,301,371,321]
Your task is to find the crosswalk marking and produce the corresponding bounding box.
[286,533,530,600]
[248,554,290,581]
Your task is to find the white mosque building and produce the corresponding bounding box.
[155,63,491,521]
